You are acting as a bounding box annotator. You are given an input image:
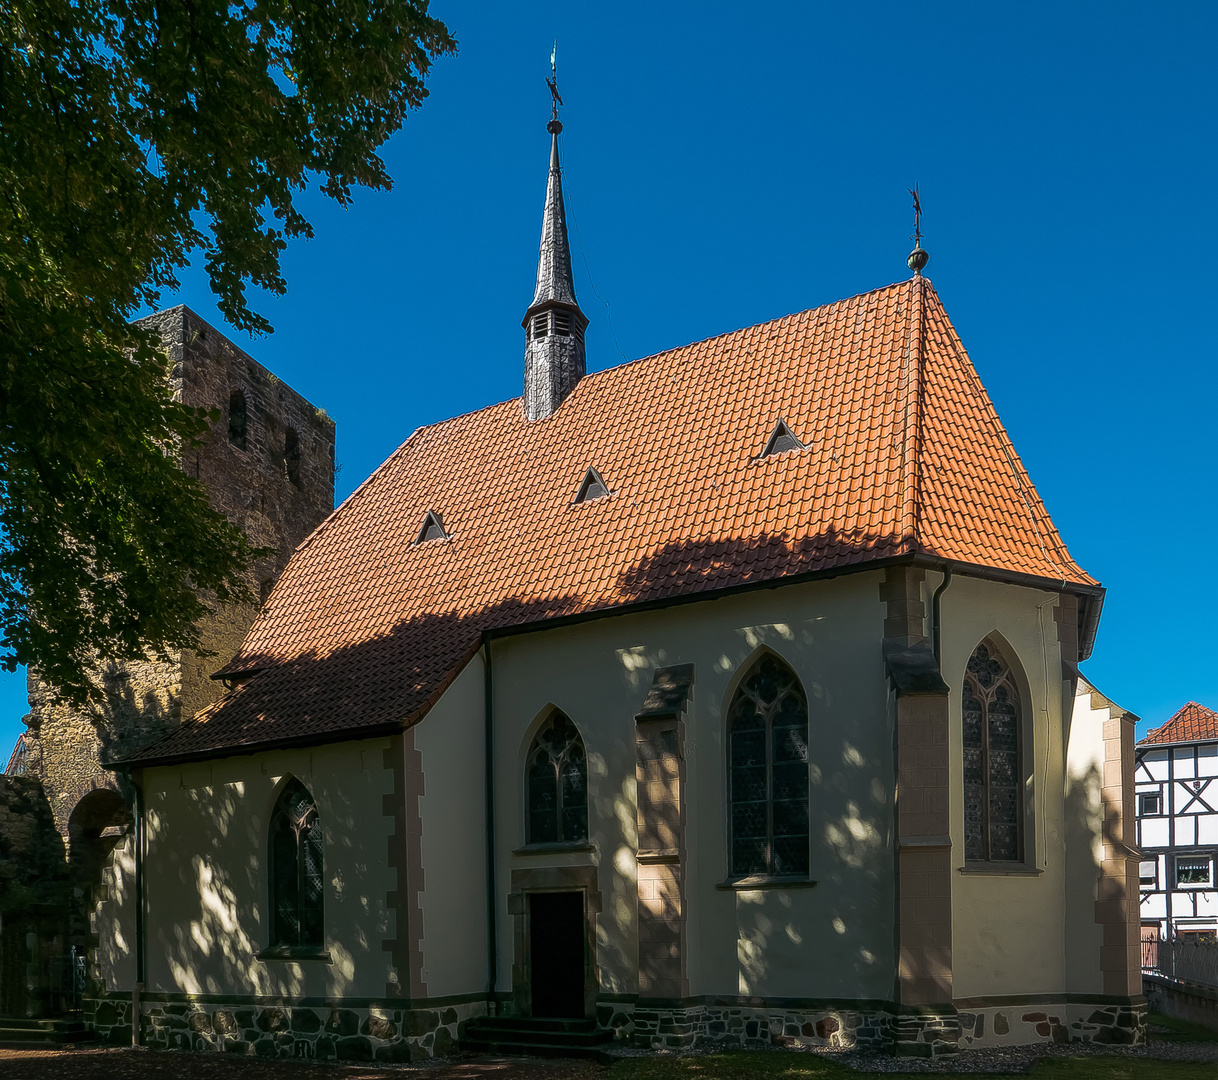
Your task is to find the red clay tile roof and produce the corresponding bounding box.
[123,278,1096,765]
[1139,702,1218,746]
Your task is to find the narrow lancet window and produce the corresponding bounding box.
[229,389,247,449]
[962,639,1023,862]
[526,711,588,844]
[269,779,324,948]
[284,428,301,486]
[728,654,809,876]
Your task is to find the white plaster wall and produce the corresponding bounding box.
[941,574,1074,998]
[414,654,488,998]
[93,830,138,991]
[125,739,396,1000]
[1062,679,1108,996]
[489,571,895,1004]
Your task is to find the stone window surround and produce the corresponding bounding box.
[507,864,602,1020]
[256,945,333,963]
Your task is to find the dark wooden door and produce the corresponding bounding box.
[529,891,585,1018]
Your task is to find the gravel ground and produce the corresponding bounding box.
[0,1047,604,1080]
[801,1040,1218,1072]
[603,1037,1218,1073]
[2,1039,1217,1079]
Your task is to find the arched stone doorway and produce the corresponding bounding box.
[63,787,131,1011]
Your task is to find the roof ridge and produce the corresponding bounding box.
[918,282,1090,585]
[606,279,914,373]
[900,276,925,553]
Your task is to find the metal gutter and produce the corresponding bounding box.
[482,635,498,1012]
[131,774,146,1046]
[931,567,953,664]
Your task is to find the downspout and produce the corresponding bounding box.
[931,567,953,665]
[131,773,145,1046]
[482,634,497,1013]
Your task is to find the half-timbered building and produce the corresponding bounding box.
[1136,702,1218,942]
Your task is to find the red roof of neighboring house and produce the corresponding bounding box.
[1139,702,1218,746]
[122,277,1096,766]
[4,731,28,776]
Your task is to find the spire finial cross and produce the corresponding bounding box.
[546,40,563,125]
[909,183,923,247]
[906,183,929,275]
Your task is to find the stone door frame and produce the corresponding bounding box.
[508,865,601,1019]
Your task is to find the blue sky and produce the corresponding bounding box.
[4,2,1216,762]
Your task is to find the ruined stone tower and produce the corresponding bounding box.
[23,306,335,834]
[0,308,334,1016]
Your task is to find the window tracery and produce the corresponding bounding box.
[526,712,588,844]
[728,654,809,876]
[269,779,324,948]
[962,640,1023,862]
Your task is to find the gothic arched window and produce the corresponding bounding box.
[728,654,809,877]
[269,779,324,947]
[526,712,588,845]
[963,640,1023,862]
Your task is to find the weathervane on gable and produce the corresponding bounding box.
[907,183,929,276]
[546,40,564,133]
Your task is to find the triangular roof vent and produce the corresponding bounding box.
[414,510,450,544]
[760,419,806,457]
[573,467,612,505]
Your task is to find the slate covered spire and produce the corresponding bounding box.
[522,109,588,421]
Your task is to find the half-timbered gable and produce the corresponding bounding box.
[1137,702,1218,940]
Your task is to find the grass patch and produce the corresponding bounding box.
[607,1048,1218,1080]
[1027,1059,1215,1080]
[1147,1011,1218,1043]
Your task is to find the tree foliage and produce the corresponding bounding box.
[0,0,454,705]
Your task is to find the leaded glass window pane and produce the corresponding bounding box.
[728,655,810,877]
[526,712,588,844]
[962,641,1023,863]
[269,779,323,947]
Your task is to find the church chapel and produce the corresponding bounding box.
[90,102,1145,1058]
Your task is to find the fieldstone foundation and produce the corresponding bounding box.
[884,1009,960,1057]
[956,1000,1147,1048]
[629,998,1146,1056]
[85,995,486,1060]
[632,1003,886,1051]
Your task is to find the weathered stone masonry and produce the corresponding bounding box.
[5,307,335,1022]
[25,306,335,835]
[86,994,486,1061]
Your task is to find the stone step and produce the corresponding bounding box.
[460,1037,618,1062]
[0,1017,97,1046]
[468,1017,604,1036]
[462,1017,614,1059]
[0,1019,49,1031]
